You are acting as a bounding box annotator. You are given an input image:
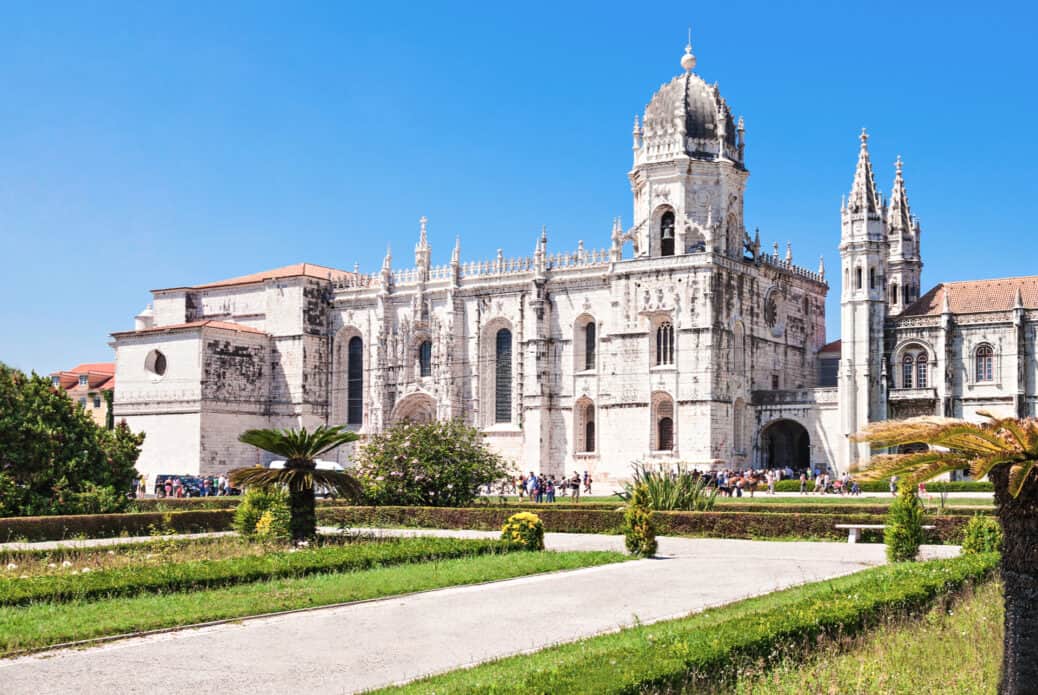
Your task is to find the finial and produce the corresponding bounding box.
[353,262,359,274]
[418,216,428,245]
[451,236,460,264]
[681,27,697,72]
[1015,286,1024,309]
[859,127,869,148]
[772,241,779,259]
[818,255,825,278]
[895,154,903,175]
[632,115,640,133]
[942,286,951,314]
[737,115,745,132]
[785,242,792,264]
[541,224,548,245]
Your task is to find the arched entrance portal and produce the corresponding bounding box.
[390,393,437,425]
[760,419,810,471]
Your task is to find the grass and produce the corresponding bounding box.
[731,579,1002,694]
[0,549,626,655]
[377,553,998,694]
[0,535,519,605]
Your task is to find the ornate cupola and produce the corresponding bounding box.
[626,31,750,260]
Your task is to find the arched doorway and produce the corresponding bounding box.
[759,419,810,471]
[391,393,437,425]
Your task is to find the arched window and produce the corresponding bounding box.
[916,353,928,388]
[584,402,596,452]
[653,394,674,451]
[660,211,675,257]
[347,337,363,424]
[656,322,674,365]
[733,398,745,453]
[902,354,914,389]
[732,321,745,373]
[890,283,899,305]
[584,322,596,371]
[855,267,863,290]
[869,267,876,289]
[418,340,432,377]
[976,345,994,382]
[495,328,512,423]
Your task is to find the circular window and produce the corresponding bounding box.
[145,350,167,377]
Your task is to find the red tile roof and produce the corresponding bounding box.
[49,363,117,391]
[153,263,359,292]
[68,363,115,375]
[900,276,1038,317]
[819,339,842,353]
[111,320,267,338]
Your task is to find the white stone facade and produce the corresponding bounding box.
[109,39,1038,488]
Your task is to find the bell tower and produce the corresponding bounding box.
[838,129,889,471]
[627,34,749,259]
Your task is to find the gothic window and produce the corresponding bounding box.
[869,267,877,290]
[732,321,746,373]
[347,337,363,424]
[902,354,914,388]
[976,345,994,382]
[418,340,432,377]
[764,294,778,327]
[495,328,512,423]
[855,267,863,290]
[584,322,596,371]
[653,393,674,451]
[660,211,675,257]
[916,353,928,388]
[576,399,596,453]
[655,322,674,365]
[771,374,780,390]
[890,283,899,305]
[733,398,745,453]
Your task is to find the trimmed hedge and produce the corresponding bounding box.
[387,553,1000,694]
[317,506,969,543]
[0,510,234,543]
[0,536,512,606]
[713,502,994,517]
[774,479,993,493]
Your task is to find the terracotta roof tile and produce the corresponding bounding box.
[153,263,358,292]
[819,339,842,353]
[111,320,267,338]
[900,276,1038,317]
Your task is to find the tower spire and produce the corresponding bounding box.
[681,27,696,72]
[847,128,882,215]
[887,155,913,234]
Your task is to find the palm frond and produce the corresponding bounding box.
[238,425,359,460]
[228,466,363,500]
[1008,461,1037,497]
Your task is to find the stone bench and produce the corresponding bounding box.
[834,523,936,544]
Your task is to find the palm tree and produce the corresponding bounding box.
[230,425,362,542]
[853,412,1038,694]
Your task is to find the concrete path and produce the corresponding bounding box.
[0,531,235,552]
[0,531,958,695]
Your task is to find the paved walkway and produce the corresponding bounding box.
[0,530,957,694]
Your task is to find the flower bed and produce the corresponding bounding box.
[0,510,235,543]
[0,536,513,606]
[317,506,969,543]
[383,553,999,694]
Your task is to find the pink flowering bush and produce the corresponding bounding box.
[354,420,509,507]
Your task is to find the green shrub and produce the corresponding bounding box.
[0,536,514,606]
[623,484,658,557]
[886,483,925,562]
[255,506,292,542]
[316,506,968,544]
[500,512,544,550]
[0,510,234,543]
[233,487,290,538]
[616,462,717,511]
[774,479,992,493]
[354,419,510,507]
[961,514,1002,555]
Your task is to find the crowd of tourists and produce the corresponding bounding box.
[505,471,593,503]
[145,474,239,498]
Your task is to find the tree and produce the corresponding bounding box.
[0,362,142,516]
[853,412,1038,694]
[230,425,362,542]
[354,420,510,507]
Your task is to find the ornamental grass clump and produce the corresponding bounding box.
[961,513,1003,555]
[623,483,657,557]
[616,461,717,511]
[885,482,925,562]
[500,512,544,550]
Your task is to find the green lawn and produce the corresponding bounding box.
[731,579,1001,694]
[0,549,625,655]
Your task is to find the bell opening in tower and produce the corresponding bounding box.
[660,211,675,256]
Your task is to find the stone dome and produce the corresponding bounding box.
[639,66,743,167]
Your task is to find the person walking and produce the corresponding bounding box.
[583,471,592,495]
[799,472,807,495]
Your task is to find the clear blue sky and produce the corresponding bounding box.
[2,1,1035,375]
